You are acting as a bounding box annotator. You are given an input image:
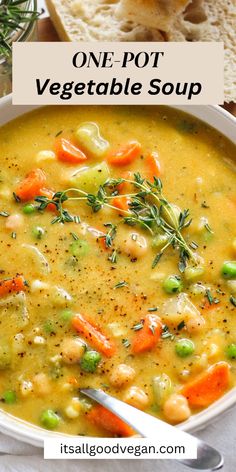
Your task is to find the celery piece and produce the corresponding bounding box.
[70,161,110,194]
[153,374,172,407]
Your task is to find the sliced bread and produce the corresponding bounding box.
[167,0,236,102]
[45,0,164,41]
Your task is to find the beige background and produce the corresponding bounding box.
[12,42,224,105]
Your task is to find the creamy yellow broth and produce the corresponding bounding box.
[0,105,235,436]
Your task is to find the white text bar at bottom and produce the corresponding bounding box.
[44,437,198,460]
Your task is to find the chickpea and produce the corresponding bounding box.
[61,337,86,364]
[124,233,147,259]
[64,397,82,419]
[33,373,52,396]
[123,386,149,410]
[110,364,135,388]
[5,214,24,230]
[185,315,205,333]
[163,394,191,423]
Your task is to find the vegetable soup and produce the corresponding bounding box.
[0,105,235,436]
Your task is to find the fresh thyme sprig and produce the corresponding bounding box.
[33,174,199,271]
[0,0,40,56]
[101,223,117,249]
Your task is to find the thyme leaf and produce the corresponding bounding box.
[114,280,128,289]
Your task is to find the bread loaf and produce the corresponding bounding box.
[167,0,236,102]
[45,0,164,41]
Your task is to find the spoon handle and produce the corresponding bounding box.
[81,388,223,471]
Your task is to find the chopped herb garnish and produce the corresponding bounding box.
[205,289,220,305]
[71,232,79,241]
[122,339,131,348]
[102,223,117,248]
[108,250,117,264]
[147,307,158,312]
[114,280,128,289]
[132,322,144,331]
[189,241,198,250]
[206,289,214,305]
[204,223,214,234]
[13,192,21,203]
[55,130,63,137]
[161,325,175,340]
[73,216,81,224]
[0,211,9,217]
[177,320,185,331]
[152,253,163,269]
[11,232,17,239]
[230,295,236,307]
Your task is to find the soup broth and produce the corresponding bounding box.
[0,105,235,436]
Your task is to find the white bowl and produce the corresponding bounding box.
[0,95,235,447]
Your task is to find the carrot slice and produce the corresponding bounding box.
[111,196,130,214]
[107,141,141,166]
[55,138,87,164]
[38,187,56,212]
[146,152,161,181]
[71,313,116,357]
[117,171,133,193]
[15,169,47,201]
[131,314,162,354]
[181,362,230,408]
[87,405,134,437]
[0,275,26,298]
[98,235,109,251]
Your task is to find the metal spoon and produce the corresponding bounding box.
[81,388,223,471]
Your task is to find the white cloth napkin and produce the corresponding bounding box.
[0,406,235,472]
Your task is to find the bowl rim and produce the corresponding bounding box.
[0,96,235,448]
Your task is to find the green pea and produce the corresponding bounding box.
[60,309,73,322]
[175,338,195,358]
[163,275,183,294]
[221,261,236,279]
[69,239,89,258]
[32,226,45,240]
[40,409,60,430]
[22,204,36,215]
[225,343,236,359]
[80,350,101,373]
[2,390,16,404]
